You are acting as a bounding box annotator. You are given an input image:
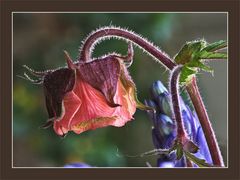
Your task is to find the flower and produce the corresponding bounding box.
[145,80,212,167]
[64,162,91,168]
[25,46,149,137]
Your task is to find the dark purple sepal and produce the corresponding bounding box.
[43,68,75,119]
[78,55,121,107]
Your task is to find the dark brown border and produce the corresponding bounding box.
[1,0,239,180]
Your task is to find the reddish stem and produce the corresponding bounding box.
[79,27,176,70]
[186,158,193,167]
[186,76,224,166]
[170,65,188,139]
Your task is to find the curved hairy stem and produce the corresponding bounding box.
[79,27,176,70]
[170,65,187,138]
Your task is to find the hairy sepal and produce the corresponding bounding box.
[174,39,227,85]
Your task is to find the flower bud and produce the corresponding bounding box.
[157,92,172,117]
[156,114,175,136]
[151,81,168,99]
[152,114,176,149]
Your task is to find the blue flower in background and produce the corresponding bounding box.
[145,81,212,167]
[64,162,91,168]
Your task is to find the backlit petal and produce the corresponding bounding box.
[69,71,136,134]
[53,91,81,136]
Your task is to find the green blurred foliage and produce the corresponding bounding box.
[13,13,227,167]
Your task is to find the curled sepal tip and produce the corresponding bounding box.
[63,50,76,70]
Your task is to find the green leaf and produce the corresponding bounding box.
[201,40,227,52]
[140,148,171,157]
[188,60,213,72]
[173,142,184,160]
[179,66,197,85]
[176,146,183,160]
[199,52,227,59]
[184,151,213,167]
[175,39,227,85]
[175,40,206,64]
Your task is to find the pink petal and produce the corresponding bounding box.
[70,72,136,134]
[53,91,81,136]
[111,80,136,126]
[71,74,116,124]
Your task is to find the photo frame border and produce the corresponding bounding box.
[1,1,239,180]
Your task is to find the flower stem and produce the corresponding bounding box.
[170,65,187,139]
[186,158,193,167]
[79,27,224,167]
[186,77,224,166]
[79,27,176,70]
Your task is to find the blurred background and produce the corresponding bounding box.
[13,13,227,167]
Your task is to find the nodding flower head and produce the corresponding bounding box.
[23,43,151,137]
[145,80,212,167]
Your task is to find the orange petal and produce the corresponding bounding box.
[69,72,136,134]
[119,62,153,111]
[70,73,117,125]
[71,116,117,134]
[111,80,136,126]
[53,91,81,136]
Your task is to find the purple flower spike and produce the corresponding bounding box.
[146,80,212,167]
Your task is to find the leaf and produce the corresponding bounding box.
[201,40,227,52]
[175,40,206,64]
[188,60,213,72]
[199,51,227,59]
[140,148,171,157]
[179,66,197,85]
[176,145,183,160]
[175,39,227,85]
[171,141,184,160]
[184,151,213,167]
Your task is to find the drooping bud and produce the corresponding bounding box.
[23,44,151,136]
